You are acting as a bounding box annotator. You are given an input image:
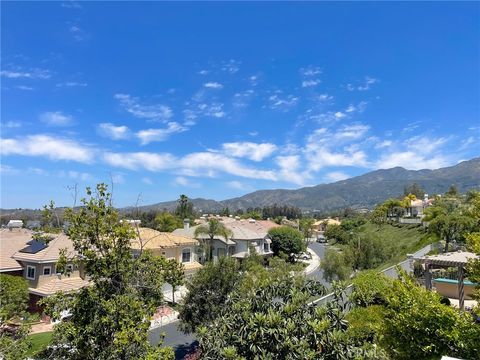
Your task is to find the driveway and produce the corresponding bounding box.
[149,321,197,359]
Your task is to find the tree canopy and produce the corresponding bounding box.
[267,226,305,259]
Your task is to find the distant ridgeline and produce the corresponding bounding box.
[1,158,479,223]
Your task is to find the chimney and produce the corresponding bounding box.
[183,218,190,230]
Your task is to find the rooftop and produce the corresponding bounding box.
[30,276,89,296]
[415,251,479,267]
[131,227,198,250]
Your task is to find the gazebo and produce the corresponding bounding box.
[414,251,478,310]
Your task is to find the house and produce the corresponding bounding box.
[0,229,88,313]
[130,226,202,277]
[312,218,341,236]
[173,217,278,262]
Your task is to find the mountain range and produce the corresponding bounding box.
[134,157,480,214]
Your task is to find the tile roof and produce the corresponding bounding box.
[131,227,198,250]
[30,276,89,296]
[12,232,76,263]
[0,229,28,272]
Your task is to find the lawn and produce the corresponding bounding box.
[355,222,438,269]
[26,331,53,357]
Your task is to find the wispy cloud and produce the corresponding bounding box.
[56,82,87,88]
[69,25,88,41]
[115,93,173,122]
[40,111,74,126]
[346,76,379,91]
[136,122,188,145]
[1,135,94,163]
[220,59,241,74]
[325,171,350,182]
[302,79,321,88]
[61,1,82,9]
[300,66,322,77]
[268,93,299,111]
[226,180,251,191]
[16,85,34,91]
[2,121,22,128]
[1,68,51,79]
[98,123,131,140]
[173,176,201,188]
[221,142,277,161]
[276,155,307,186]
[204,82,223,89]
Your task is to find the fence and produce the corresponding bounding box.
[308,242,439,307]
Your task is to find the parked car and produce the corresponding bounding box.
[316,235,327,243]
[298,251,312,260]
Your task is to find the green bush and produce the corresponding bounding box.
[350,270,393,307]
[267,226,305,258]
[346,305,386,343]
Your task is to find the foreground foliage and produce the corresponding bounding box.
[38,184,174,360]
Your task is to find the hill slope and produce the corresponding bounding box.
[138,157,480,213]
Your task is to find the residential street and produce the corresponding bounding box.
[306,241,330,288]
[148,321,197,359]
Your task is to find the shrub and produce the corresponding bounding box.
[350,270,393,307]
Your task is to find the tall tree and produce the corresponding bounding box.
[161,258,185,304]
[299,217,315,242]
[175,194,194,221]
[403,183,425,198]
[40,184,174,360]
[194,218,232,262]
[429,213,475,251]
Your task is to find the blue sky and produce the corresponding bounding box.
[1,2,479,209]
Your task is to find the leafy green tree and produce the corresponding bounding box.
[403,183,425,198]
[299,217,315,241]
[39,184,174,360]
[350,270,393,307]
[179,257,241,334]
[161,258,184,304]
[0,274,29,321]
[267,226,305,259]
[194,218,232,262]
[370,205,387,227]
[320,249,352,282]
[382,271,480,360]
[175,194,194,221]
[197,268,381,359]
[154,211,182,232]
[0,275,31,360]
[324,224,350,244]
[429,213,475,251]
[445,184,459,198]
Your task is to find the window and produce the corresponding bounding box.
[182,248,191,263]
[161,251,166,256]
[26,266,36,280]
[66,264,74,273]
[43,266,51,276]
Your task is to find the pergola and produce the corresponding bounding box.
[414,251,478,310]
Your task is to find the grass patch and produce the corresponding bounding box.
[26,331,53,357]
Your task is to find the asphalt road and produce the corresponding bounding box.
[149,242,330,359]
[148,321,197,359]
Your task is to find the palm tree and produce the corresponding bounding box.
[194,218,232,262]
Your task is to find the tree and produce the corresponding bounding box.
[429,213,475,251]
[0,274,29,322]
[324,224,350,244]
[154,211,182,232]
[350,270,393,307]
[370,205,387,227]
[197,267,380,359]
[299,217,315,242]
[161,258,184,304]
[39,184,174,360]
[445,184,459,198]
[0,275,31,360]
[194,218,232,262]
[381,271,480,360]
[175,194,194,221]
[267,226,305,259]
[179,257,241,334]
[320,249,352,282]
[403,183,425,198]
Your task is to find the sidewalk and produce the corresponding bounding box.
[301,249,320,275]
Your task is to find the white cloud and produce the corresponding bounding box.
[276,155,307,186]
[358,76,378,91]
[142,177,153,185]
[221,142,277,161]
[221,59,240,74]
[318,94,334,102]
[114,93,173,122]
[300,66,322,77]
[226,180,251,191]
[1,68,51,79]
[56,82,87,87]
[173,176,201,188]
[1,135,94,163]
[375,140,393,149]
[61,1,82,9]
[103,152,176,171]
[325,171,349,182]
[2,121,22,128]
[16,85,34,91]
[136,122,188,145]
[65,170,92,181]
[40,111,74,126]
[334,124,370,141]
[198,69,209,75]
[69,25,87,41]
[204,82,223,89]
[375,151,449,170]
[302,79,321,88]
[98,123,130,140]
[334,111,346,119]
[268,93,299,111]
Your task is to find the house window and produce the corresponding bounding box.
[161,251,166,256]
[264,243,270,252]
[182,248,191,263]
[43,266,51,276]
[26,266,35,280]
